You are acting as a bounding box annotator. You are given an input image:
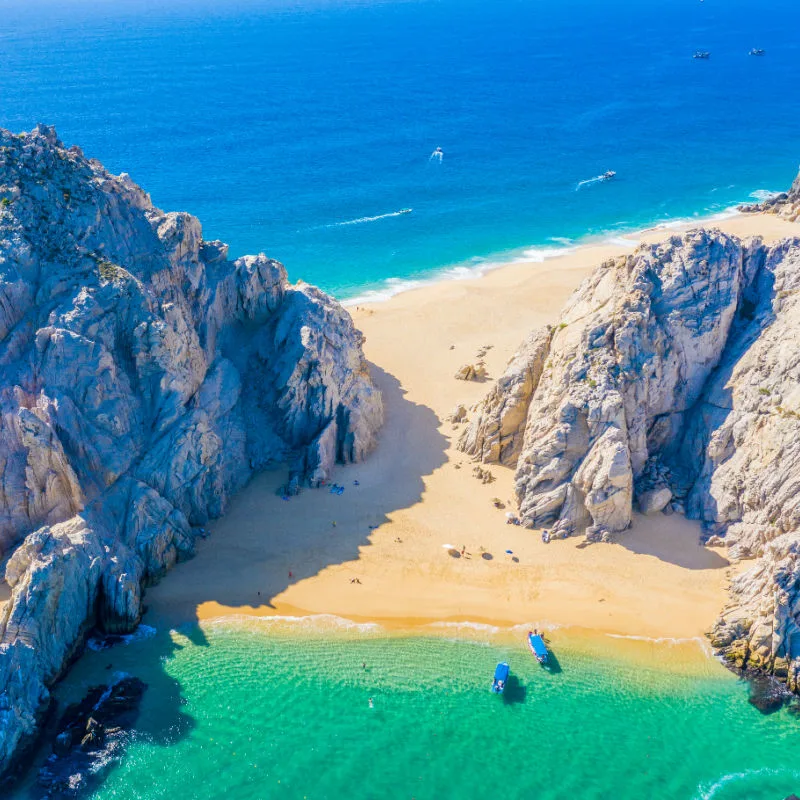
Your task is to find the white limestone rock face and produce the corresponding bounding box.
[684,240,800,685]
[513,230,750,537]
[0,125,382,778]
[463,213,800,692]
[458,326,552,465]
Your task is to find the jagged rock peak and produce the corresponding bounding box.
[0,124,382,780]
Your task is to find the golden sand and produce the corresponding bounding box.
[142,212,798,640]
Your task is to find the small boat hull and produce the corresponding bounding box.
[491,661,510,694]
[528,632,549,665]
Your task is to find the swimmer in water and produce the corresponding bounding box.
[430,146,444,162]
[369,697,374,709]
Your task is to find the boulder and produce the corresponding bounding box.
[637,487,673,515]
[454,363,487,381]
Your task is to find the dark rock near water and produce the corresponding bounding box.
[37,677,146,798]
[746,672,792,715]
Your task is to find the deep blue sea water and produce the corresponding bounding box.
[2,0,800,300]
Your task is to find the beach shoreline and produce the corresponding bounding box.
[142,210,799,647]
[336,203,783,308]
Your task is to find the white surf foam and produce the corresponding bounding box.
[342,245,578,307]
[694,767,800,800]
[338,196,766,308]
[425,621,501,635]
[203,613,383,636]
[749,188,782,202]
[86,624,157,651]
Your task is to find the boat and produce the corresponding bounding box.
[491,661,510,694]
[693,51,711,59]
[600,170,616,181]
[528,631,549,665]
[398,208,412,214]
[749,48,766,56]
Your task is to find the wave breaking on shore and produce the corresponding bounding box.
[340,199,758,307]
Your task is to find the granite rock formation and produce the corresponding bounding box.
[460,208,800,690]
[739,167,800,221]
[0,125,382,778]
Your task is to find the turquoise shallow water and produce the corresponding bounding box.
[2,0,800,301]
[18,622,800,800]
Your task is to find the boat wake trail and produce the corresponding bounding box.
[576,171,616,190]
[328,209,412,227]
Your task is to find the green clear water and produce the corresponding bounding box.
[20,621,800,800]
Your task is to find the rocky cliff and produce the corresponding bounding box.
[460,187,800,691]
[739,169,800,221]
[0,125,382,778]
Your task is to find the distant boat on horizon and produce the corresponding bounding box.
[749,48,766,56]
[693,51,711,59]
[576,170,616,190]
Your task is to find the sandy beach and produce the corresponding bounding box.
[143,212,800,641]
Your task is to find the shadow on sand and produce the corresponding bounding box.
[617,513,729,570]
[20,362,448,795]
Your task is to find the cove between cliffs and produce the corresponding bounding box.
[2,124,800,794]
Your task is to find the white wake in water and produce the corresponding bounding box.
[576,174,610,190]
[329,209,412,227]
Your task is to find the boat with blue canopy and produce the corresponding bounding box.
[491,662,510,694]
[528,631,549,665]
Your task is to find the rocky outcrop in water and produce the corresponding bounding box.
[460,210,800,690]
[739,167,800,221]
[0,125,382,780]
[38,676,146,798]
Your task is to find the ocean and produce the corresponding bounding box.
[5,1,800,797]
[11,621,800,800]
[2,0,799,302]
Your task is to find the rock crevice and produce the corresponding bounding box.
[0,124,383,778]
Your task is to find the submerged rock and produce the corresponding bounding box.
[746,672,792,715]
[38,677,146,798]
[0,125,383,779]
